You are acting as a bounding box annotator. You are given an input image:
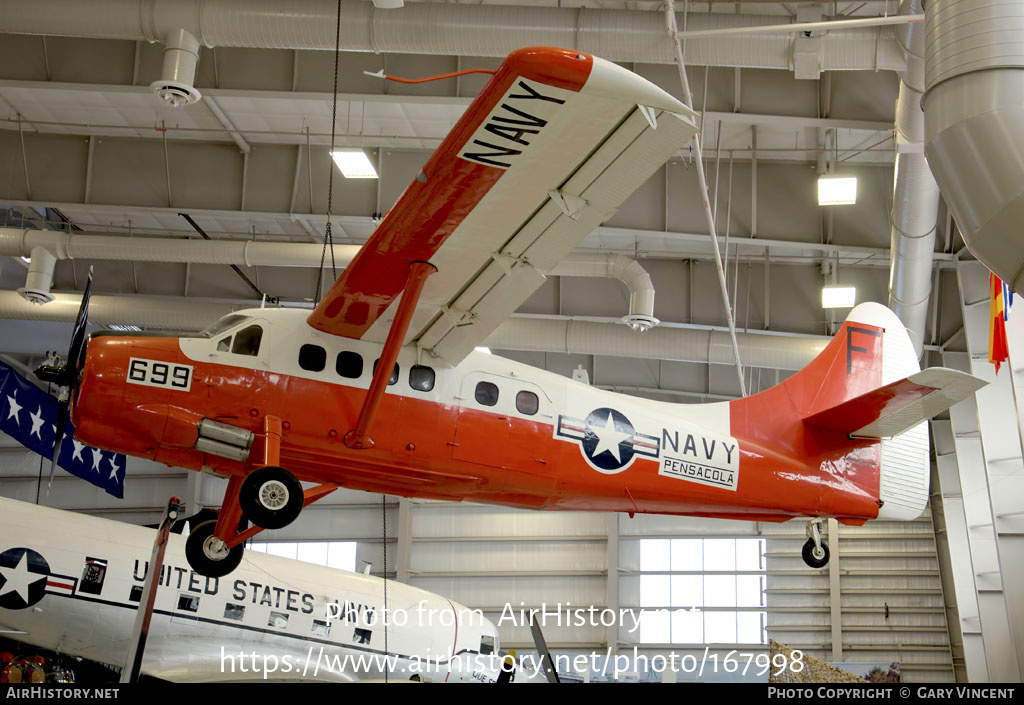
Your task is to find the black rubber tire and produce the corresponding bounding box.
[239,466,304,530]
[185,520,244,578]
[801,538,830,569]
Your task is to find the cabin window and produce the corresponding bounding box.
[353,627,372,645]
[216,336,231,352]
[79,557,107,596]
[475,381,499,406]
[373,359,399,386]
[129,585,143,602]
[224,604,245,621]
[268,612,289,629]
[299,344,326,372]
[336,351,363,379]
[481,635,495,655]
[516,390,539,416]
[177,594,200,613]
[409,365,435,392]
[231,325,263,356]
[312,620,331,638]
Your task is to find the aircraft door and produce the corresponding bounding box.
[452,373,510,469]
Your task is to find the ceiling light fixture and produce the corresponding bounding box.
[821,286,856,309]
[330,150,378,179]
[817,176,857,206]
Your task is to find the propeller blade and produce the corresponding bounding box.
[529,614,560,683]
[67,266,94,381]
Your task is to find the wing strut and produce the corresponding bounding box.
[345,261,437,450]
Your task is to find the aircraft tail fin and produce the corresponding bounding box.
[792,302,983,520]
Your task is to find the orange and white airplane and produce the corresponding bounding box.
[35,47,983,578]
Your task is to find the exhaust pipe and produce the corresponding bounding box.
[195,418,253,462]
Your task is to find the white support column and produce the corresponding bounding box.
[931,418,989,682]
[949,259,1024,680]
[607,512,619,657]
[827,518,842,661]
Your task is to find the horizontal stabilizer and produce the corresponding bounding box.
[804,367,986,439]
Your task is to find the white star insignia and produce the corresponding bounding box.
[589,412,632,463]
[5,394,21,425]
[72,440,85,462]
[0,552,47,603]
[29,407,46,440]
[90,448,103,473]
[107,456,121,482]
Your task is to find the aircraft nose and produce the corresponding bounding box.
[71,334,129,437]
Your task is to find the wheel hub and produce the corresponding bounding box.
[203,536,229,561]
[259,480,289,510]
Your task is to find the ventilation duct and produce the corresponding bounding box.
[0,292,826,370]
[484,318,826,371]
[17,246,57,304]
[0,0,904,71]
[0,228,658,325]
[924,0,1024,295]
[887,0,939,357]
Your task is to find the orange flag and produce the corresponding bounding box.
[990,272,1010,374]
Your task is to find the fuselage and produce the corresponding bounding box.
[71,307,883,525]
[0,497,504,683]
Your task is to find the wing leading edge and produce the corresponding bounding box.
[308,46,698,367]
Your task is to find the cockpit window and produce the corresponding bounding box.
[216,336,231,352]
[201,314,249,338]
[231,325,263,356]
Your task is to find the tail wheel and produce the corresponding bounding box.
[185,520,244,578]
[240,466,304,530]
[801,538,830,569]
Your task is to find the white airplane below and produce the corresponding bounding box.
[0,497,528,683]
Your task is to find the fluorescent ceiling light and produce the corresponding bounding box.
[329,150,378,179]
[817,176,857,205]
[822,286,856,309]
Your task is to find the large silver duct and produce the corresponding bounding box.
[0,0,903,70]
[0,228,659,325]
[887,0,939,357]
[924,0,1024,295]
[0,291,827,370]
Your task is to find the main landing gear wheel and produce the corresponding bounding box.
[240,466,303,530]
[185,520,244,578]
[801,538,830,569]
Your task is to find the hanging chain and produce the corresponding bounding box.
[315,0,343,304]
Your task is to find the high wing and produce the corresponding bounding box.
[307,46,698,367]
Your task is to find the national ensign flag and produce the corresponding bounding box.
[989,272,1011,375]
[0,360,125,498]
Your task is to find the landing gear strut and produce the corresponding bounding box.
[185,520,244,578]
[802,518,829,569]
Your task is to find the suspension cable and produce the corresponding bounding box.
[315,0,343,305]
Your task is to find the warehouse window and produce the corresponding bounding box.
[248,541,357,572]
[299,344,327,372]
[637,538,766,645]
[336,351,363,379]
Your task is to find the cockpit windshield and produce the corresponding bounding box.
[199,314,249,339]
